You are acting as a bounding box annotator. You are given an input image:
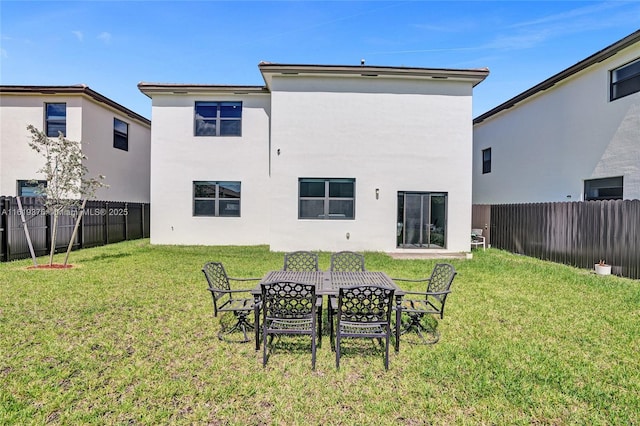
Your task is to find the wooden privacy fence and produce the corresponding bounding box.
[0,196,150,262]
[483,200,640,280]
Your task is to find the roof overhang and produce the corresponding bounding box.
[474,29,640,124]
[0,84,150,126]
[258,62,489,89]
[137,83,269,97]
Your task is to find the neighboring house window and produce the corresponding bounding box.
[482,148,491,174]
[611,58,640,101]
[113,118,129,151]
[299,178,355,220]
[584,176,623,201]
[45,103,66,137]
[193,181,241,217]
[194,102,242,136]
[17,180,47,197]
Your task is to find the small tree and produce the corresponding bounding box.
[27,125,106,266]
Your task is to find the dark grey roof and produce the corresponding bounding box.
[258,62,489,88]
[0,84,150,126]
[474,29,640,124]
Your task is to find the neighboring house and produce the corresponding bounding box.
[0,85,151,202]
[473,30,640,204]
[139,62,489,252]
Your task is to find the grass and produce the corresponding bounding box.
[1,240,639,425]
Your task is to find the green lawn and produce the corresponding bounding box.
[1,240,638,425]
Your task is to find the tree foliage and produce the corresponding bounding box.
[27,125,107,265]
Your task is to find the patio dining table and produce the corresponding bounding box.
[251,270,404,352]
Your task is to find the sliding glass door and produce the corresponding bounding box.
[397,192,447,248]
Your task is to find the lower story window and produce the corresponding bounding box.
[584,176,623,201]
[299,178,355,219]
[193,181,241,217]
[17,180,47,197]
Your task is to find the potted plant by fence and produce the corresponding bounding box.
[595,260,611,276]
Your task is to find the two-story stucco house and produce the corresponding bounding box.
[473,30,640,204]
[139,62,489,253]
[0,85,151,202]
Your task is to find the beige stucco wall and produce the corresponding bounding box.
[473,42,640,203]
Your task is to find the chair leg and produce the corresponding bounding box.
[384,333,390,370]
[335,333,341,369]
[218,311,253,343]
[317,310,322,348]
[401,312,440,344]
[262,328,268,367]
[311,331,317,370]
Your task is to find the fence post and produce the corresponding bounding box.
[104,202,109,245]
[124,202,129,241]
[1,197,8,261]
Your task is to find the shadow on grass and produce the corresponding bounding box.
[83,252,132,262]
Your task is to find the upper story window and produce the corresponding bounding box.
[113,118,129,151]
[611,58,640,101]
[17,180,47,197]
[299,178,355,220]
[482,148,491,174]
[45,103,66,137]
[584,176,623,201]
[194,102,242,136]
[193,181,241,217]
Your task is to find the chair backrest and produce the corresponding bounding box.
[426,263,457,303]
[330,251,365,272]
[261,281,317,321]
[202,262,232,315]
[283,251,319,272]
[337,285,394,326]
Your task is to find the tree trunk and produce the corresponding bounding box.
[64,199,86,266]
[49,211,59,266]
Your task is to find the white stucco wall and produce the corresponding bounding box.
[473,42,640,204]
[0,93,150,202]
[268,75,475,252]
[79,99,150,202]
[148,93,271,245]
[0,94,83,196]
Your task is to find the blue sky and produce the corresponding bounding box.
[1,1,639,119]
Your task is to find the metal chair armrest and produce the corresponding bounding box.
[208,287,254,294]
[391,277,431,283]
[228,276,261,282]
[424,289,452,297]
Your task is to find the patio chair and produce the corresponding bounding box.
[283,250,319,272]
[282,250,323,344]
[393,263,457,344]
[471,228,486,251]
[328,251,366,344]
[334,285,395,370]
[202,262,260,343]
[261,280,320,370]
[330,251,365,272]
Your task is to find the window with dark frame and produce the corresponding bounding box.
[17,180,47,197]
[193,181,241,217]
[45,103,66,137]
[611,58,640,101]
[299,178,355,220]
[194,101,242,136]
[584,176,623,201]
[113,118,129,151]
[482,148,491,174]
